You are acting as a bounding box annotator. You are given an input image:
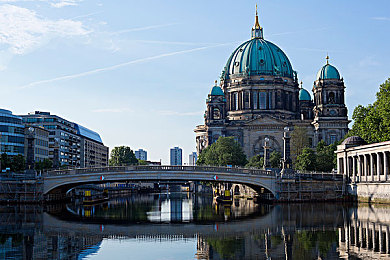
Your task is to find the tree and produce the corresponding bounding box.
[35,158,53,172]
[109,146,138,166]
[246,155,264,168]
[290,127,310,164]
[315,141,338,172]
[11,155,25,172]
[270,151,282,168]
[349,78,390,143]
[197,137,248,167]
[295,148,316,171]
[0,153,11,171]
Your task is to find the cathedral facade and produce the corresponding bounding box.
[194,10,350,159]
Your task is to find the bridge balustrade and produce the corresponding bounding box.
[45,165,273,177]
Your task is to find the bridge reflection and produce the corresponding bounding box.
[2,198,390,259]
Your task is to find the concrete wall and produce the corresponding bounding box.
[349,183,390,203]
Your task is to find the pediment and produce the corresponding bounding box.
[245,115,289,126]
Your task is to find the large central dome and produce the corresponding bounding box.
[222,9,294,80]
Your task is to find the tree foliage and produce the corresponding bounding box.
[315,141,338,172]
[246,154,264,168]
[197,137,248,167]
[295,148,316,171]
[0,153,26,172]
[270,151,282,168]
[109,146,138,166]
[290,127,310,164]
[349,78,390,143]
[35,159,53,172]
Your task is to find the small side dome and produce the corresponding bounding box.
[316,64,340,80]
[210,82,224,96]
[299,88,311,101]
[342,136,367,147]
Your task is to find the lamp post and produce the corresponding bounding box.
[282,127,292,175]
[263,137,270,169]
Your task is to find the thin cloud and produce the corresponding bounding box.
[132,40,221,46]
[92,108,133,113]
[110,23,178,35]
[18,42,233,89]
[270,27,329,37]
[71,11,102,20]
[371,17,390,21]
[0,4,89,54]
[157,110,203,116]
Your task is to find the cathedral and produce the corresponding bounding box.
[194,9,350,159]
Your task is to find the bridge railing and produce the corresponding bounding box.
[45,165,274,177]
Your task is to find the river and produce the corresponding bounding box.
[0,192,389,259]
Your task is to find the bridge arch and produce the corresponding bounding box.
[43,166,277,200]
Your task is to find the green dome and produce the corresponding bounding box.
[299,88,311,101]
[316,64,340,80]
[222,38,294,79]
[210,85,224,96]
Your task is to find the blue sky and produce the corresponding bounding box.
[0,0,389,164]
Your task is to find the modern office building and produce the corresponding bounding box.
[21,111,108,168]
[135,149,147,161]
[24,126,49,168]
[170,147,182,166]
[189,152,197,166]
[0,109,25,157]
[75,124,108,168]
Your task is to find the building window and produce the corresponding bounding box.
[213,108,221,120]
[259,92,266,109]
[330,135,337,144]
[253,91,258,109]
[234,92,238,111]
[268,92,273,109]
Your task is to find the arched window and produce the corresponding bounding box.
[259,92,266,109]
[328,92,335,104]
[213,108,221,120]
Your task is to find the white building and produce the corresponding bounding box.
[135,149,147,161]
[189,152,197,166]
[170,147,182,166]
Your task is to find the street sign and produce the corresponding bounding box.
[100,175,104,181]
[213,175,218,181]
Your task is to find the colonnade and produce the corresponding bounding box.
[338,149,390,183]
[339,219,390,257]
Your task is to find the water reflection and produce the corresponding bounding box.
[0,194,390,259]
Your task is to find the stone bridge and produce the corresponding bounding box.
[43,165,277,199]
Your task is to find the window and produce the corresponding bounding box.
[234,92,239,111]
[253,91,258,109]
[268,92,273,109]
[259,92,266,109]
[213,108,221,120]
[330,135,337,144]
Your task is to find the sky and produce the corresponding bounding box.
[0,0,390,164]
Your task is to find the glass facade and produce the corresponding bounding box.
[0,109,25,156]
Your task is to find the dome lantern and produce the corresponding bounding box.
[251,4,263,39]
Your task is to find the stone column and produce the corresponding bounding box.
[352,156,356,182]
[377,152,381,181]
[357,155,361,182]
[359,221,363,248]
[364,155,368,182]
[372,223,376,250]
[386,226,389,253]
[366,223,370,249]
[379,225,383,253]
[344,154,348,178]
[384,152,388,182]
[370,154,375,182]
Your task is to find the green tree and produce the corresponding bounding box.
[11,155,25,172]
[270,151,282,168]
[109,146,138,166]
[349,79,390,143]
[0,153,11,171]
[315,141,338,172]
[246,154,264,168]
[35,158,53,172]
[290,127,310,164]
[197,137,248,166]
[295,148,316,171]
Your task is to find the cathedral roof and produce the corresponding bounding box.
[299,88,311,101]
[316,56,340,80]
[210,85,224,96]
[221,8,294,79]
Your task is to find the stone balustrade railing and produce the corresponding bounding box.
[45,165,273,177]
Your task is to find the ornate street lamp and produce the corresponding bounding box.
[263,137,270,169]
[282,127,292,173]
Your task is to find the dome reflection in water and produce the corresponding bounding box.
[0,193,389,259]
